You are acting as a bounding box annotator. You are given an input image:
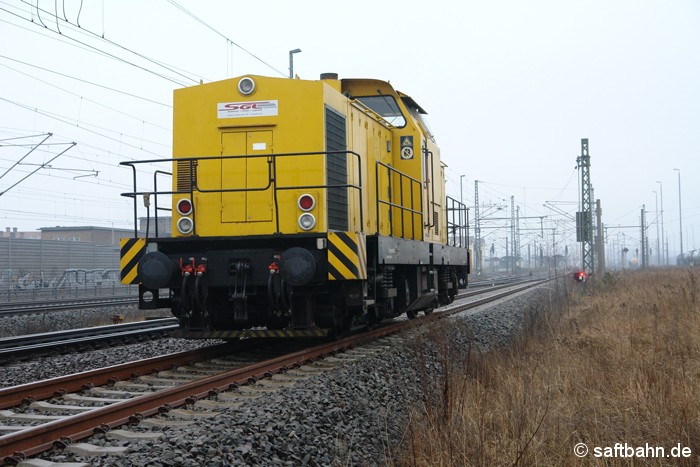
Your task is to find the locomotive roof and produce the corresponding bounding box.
[339,78,428,115]
[396,91,428,115]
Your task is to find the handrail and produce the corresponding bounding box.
[120,151,363,237]
[125,163,138,237]
[445,196,468,248]
[375,161,423,240]
[153,170,172,238]
[424,145,437,230]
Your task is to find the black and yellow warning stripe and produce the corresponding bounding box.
[120,238,146,285]
[173,328,328,339]
[327,232,367,280]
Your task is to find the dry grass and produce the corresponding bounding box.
[397,269,700,466]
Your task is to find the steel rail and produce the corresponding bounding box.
[456,279,540,300]
[0,319,179,362]
[468,273,538,287]
[0,297,139,317]
[0,318,177,349]
[0,343,238,411]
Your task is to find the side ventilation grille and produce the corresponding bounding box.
[325,107,348,231]
[176,160,196,191]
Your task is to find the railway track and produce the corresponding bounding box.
[0,281,512,364]
[457,278,539,300]
[0,278,545,464]
[0,297,138,317]
[0,279,535,363]
[468,272,546,287]
[0,318,179,363]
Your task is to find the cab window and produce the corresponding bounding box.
[355,95,406,127]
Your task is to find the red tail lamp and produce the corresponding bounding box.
[177,198,193,215]
[297,194,315,211]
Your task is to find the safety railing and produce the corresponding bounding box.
[120,151,363,237]
[445,196,469,248]
[375,161,424,240]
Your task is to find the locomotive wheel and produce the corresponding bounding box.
[450,270,459,302]
[423,297,439,315]
[366,310,379,330]
[397,275,414,318]
[329,318,351,339]
[327,299,353,340]
[438,269,457,305]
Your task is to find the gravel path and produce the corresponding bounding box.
[2,284,559,465]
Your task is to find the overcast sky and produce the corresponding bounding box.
[0,0,698,261]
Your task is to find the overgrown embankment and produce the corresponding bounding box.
[398,269,700,466]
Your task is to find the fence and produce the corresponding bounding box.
[0,237,136,302]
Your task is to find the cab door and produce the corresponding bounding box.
[221,131,273,223]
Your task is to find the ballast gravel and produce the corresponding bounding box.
[2,283,562,465]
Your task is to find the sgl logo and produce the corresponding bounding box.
[217,100,278,118]
[223,103,261,110]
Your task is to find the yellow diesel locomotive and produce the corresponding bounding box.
[120,73,470,338]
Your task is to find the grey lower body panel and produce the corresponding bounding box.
[432,243,469,266]
[373,235,469,267]
[375,236,431,265]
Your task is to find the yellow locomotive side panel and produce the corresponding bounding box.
[391,129,430,243]
[258,78,327,234]
[314,79,390,236]
[344,100,393,236]
[341,79,427,242]
[370,123,394,236]
[422,139,443,244]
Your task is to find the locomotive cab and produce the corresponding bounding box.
[120,73,470,338]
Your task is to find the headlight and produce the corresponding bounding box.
[177,217,194,234]
[238,77,255,95]
[298,213,316,231]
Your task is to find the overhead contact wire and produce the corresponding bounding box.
[7,2,196,86]
[0,97,167,159]
[20,0,198,84]
[0,53,171,109]
[0,61,171,133]
[166,0,287,77]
